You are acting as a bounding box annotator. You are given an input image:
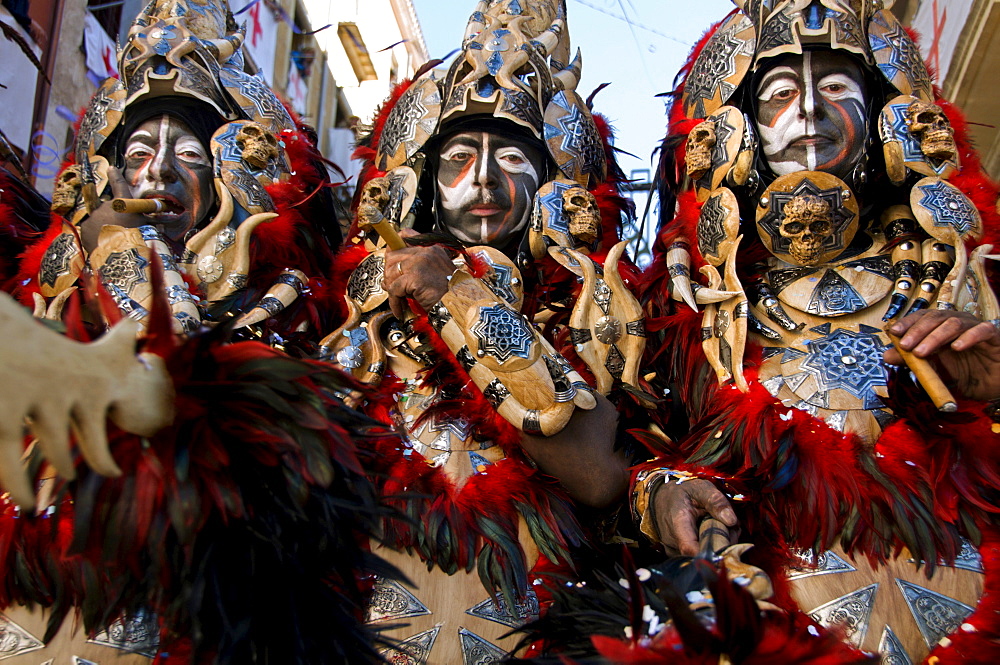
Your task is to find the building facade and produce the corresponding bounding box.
[895,0,1000,177]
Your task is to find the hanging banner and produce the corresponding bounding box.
[83,11,118,84]
[0,6,41,153]
[911,0,975,83]
[231,0,279,83]
[286,60,308,116]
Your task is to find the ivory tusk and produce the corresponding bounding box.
[181,178,234,263]
[234,269,308,328]
[552,49,582,91]
[666,241,698,311]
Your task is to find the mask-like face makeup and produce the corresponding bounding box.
[123,114,215,240]
[435,130,544,247]
[755,51,868,179]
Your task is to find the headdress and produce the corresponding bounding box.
[372,0,607,189]
[71,0,297,220]
[681,0,932,121]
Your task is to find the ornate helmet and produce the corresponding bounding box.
[681,0,932,121]
[372,0,607,189]
[70,0,297,220]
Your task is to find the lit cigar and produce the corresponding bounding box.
[885,330,958,412]
[111,198,167,214]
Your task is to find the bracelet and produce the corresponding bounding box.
[631,468,700,544]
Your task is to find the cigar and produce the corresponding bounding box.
[885,330,958,412]
[111,198,167,214]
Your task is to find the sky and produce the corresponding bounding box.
[410,0,736,182]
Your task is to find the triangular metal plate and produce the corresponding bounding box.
[808,583,878,647]
[810,323,832,335]
[873,409,896,429]
[380,625,442,664]
[781,348,806,364]
[896,578,975,648]
[0,611,44,657]
[761,347,784,361]
[806,390,830,409]
[466,591,539,629]
[366,577,432,624]
[826,410,849,432]
[878,625,913,664]
[88,610,159,657]
[863,392,886,410]
[792,399,819,417]
[760,375,785,397]
[788,548,858,580]
[783,369,809,390]
[807,271,868,316]
[458,627,507,665]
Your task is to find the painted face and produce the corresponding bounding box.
[123,114,215,240]
[755,52,868,179]
[435,130,544,247]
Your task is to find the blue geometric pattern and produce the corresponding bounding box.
[916,180,978,236]
[544,91,604,182]
[536,180,575,235]
[801,328,888,401]
[869,13,932,96]
[471,305,534,363]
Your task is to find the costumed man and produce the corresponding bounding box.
[322,0,650,661]
[630,0,1000,662]
[0,1,390,663]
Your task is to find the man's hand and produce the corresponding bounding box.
[884,310,1000,401]
[652,478,738,556]
[382,231,458,318]
[79,167,149,253]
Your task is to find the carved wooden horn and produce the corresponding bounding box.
[552,48,582,91]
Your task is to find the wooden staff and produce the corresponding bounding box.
[359,208,406,250]
[885,330,958,412]
[699,517,732,557]
[111,198,167,214]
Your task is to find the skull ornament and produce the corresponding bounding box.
[236,122,280,169]
[905,100,957,161]
[51,165,83,214]
[358,177,391,226]
[779,194,833,266]
[561,187,600,245]
[686,120,717,181]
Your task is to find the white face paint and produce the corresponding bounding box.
[436,130,544,247]
[755,51,868,178]
[123,114,214,239]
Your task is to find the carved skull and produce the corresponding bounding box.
[686,120,717,181]
[905,100,957,161]
[358,177,391,225]
[562,187,600,245]
[51,165,83,214]
[236,122,279,169]
[779,194,833,265]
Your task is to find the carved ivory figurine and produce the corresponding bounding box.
[318,1,647,661]
[634,0,1000,662]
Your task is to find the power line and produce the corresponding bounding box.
[568,0,692,46]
